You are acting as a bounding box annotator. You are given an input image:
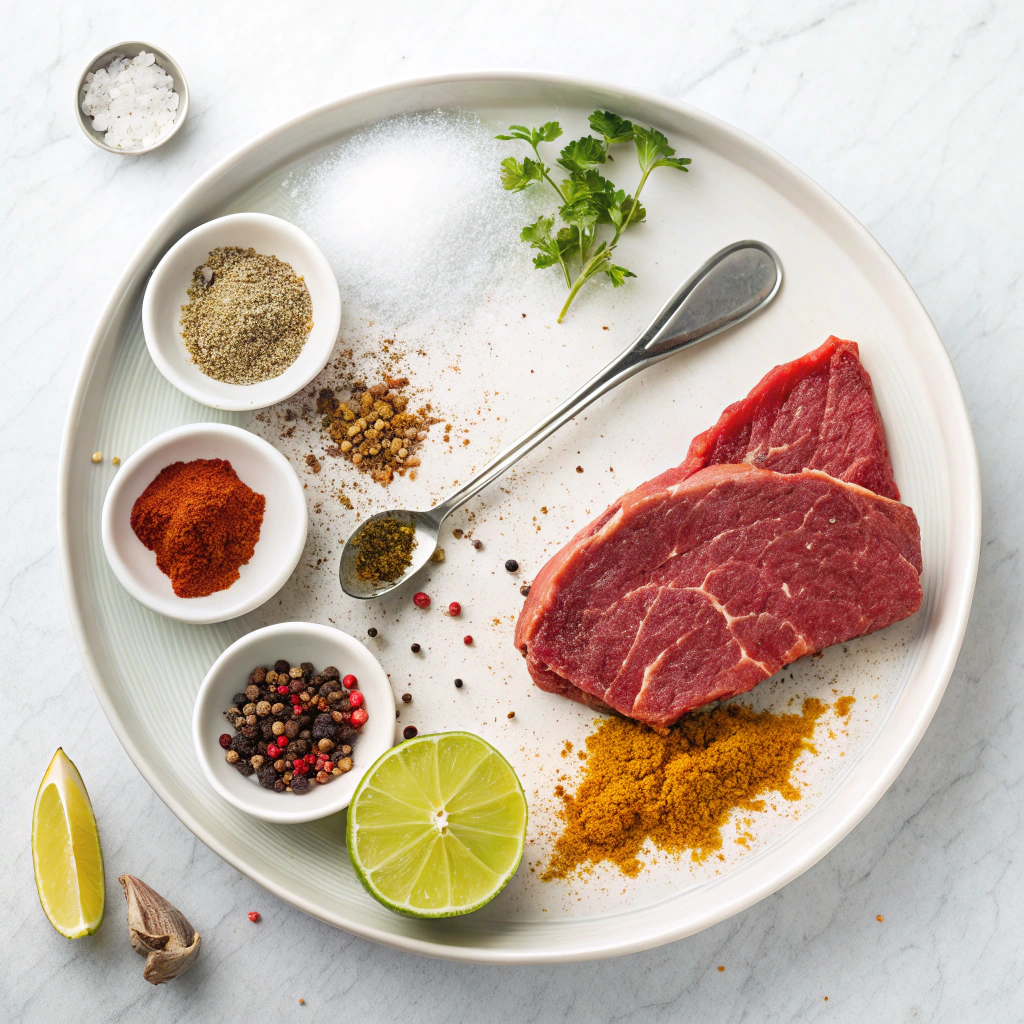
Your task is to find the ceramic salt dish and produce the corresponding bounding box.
[76,42,190,155]
[193,622,396,824]
[101,423,307,624]
[142,213,342,411]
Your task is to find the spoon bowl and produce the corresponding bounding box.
[338,241,782,600]
[339,508,442,599]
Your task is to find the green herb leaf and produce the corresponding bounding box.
[605,264,637,287]
[499,156,545,192]
[520,217,577,271]
[557,136,607,173]
[495,122,563,148]
[633,125,691,175]
[589,110,635,145]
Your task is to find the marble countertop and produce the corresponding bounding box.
[3,1,1021,1020]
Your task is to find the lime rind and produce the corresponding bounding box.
[347,732,527,918]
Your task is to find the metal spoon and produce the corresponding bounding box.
[339,240,783,599]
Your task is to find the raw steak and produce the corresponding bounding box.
[515,339,919,726]
[516,465,922,728]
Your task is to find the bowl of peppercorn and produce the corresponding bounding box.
[193,621,396,824]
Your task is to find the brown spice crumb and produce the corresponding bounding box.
[305,453,321,474]
[717,966,725,973]
[316,376,439,487]
[575,466,584,473]
[876,914,884,922]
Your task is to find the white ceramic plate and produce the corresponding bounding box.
[59,72,980,963]
[143,212,341,410]
[100,422,307,623]
[193,622,395,823]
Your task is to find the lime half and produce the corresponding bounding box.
[32,749,105,938]
[347,732,527,917]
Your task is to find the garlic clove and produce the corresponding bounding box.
[118,874,201,985]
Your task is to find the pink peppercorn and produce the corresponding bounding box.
[413,592,431,609]
[305,754,317,764]
[266,744,280,758]
[292,761,308,775]
[448,601,461,617]
[463,635,473,645]
[351,708,369,727]
[277,685,289,694]
[248,911,260,923]
[342,674,357,689]
[218,734,232,748]
[290,694,301,704]
[349,690,365,709]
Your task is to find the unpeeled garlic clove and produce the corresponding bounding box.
[118,874,201,985]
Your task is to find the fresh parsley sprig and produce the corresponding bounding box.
[498,110,691,321]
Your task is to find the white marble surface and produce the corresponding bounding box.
[2,0,1021,1019]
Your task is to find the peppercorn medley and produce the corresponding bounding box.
[219,660,368,794]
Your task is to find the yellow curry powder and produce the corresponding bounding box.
[543,698,829,880]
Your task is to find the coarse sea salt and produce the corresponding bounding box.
[283,110,546,330]
[81,51,179,151]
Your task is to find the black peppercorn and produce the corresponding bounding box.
[322,666,340,681]
[403,725,418,739]
[232,692,248,709]
[410,643,421,653]
[454,678,464,688]
[250,667,267,685]
[472,539,483,550]
[256,764,278,789]
[273,660,290,675]
[402,693,412,703]
[234,760,256,777]
[505,559,519,572]
[300,662,315,678]
[274,779,287,792]
[367,627,378,637]
[291,775,310,794]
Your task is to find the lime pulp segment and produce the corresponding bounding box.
[346,732,528,917]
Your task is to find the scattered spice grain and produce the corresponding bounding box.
[402,693,412,703]
[543,698,831,879]
[180,247,312,384]
[403,726,418,739]
[454,678,464,689]
[317,377,437,486]
[504,559,519,572]
[91,451,103,463]
[410,643,421,653]
[367,627,378,637]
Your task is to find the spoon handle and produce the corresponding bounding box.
[430,240,782,522]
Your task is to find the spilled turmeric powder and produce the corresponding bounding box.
[543,698,829,880]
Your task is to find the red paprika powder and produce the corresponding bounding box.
[130,458,266,598]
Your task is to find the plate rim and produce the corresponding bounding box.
[57,68,982,963]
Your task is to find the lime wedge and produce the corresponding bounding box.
[32,749,105,938]
[346,732,527,917]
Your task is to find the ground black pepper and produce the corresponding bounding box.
[352,516,416,583]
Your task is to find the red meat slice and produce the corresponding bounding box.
[514,339,918,726]
[516,465,921,728]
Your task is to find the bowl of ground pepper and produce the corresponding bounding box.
[101,423,307,623]
[142,213,341,411]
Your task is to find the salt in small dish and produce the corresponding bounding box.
[142,212,342,411]
[76,41,189,155]
[101,423,307,624]
[193,622,396,824]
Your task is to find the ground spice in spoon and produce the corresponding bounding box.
[543,698,830,880]
[130,459,265,598]
[352,517,416,582]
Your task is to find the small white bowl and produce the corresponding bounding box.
[193,622,396,823]
[101,423,307,624]
[76,41,190,155]
[142,213,342,411]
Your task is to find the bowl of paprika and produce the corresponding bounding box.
[101,423,308,623]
